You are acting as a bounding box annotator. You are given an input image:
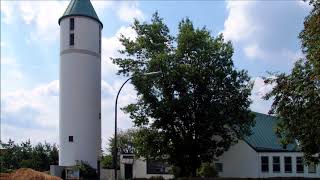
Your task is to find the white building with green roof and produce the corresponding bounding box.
[120,113,320,179]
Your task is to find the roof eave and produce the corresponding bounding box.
[58,14,103,28]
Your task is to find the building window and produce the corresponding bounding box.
[273,156,280,173]
[308,163,316,173]
[99,113,101,120]
[296,157,304,173]
[68,136,73,142]
[70,18,74,31]
[284,156,292,173]
[146,160,171,174]
[215,163,223,172]
[70,33,74,46]
[261,156,269,172]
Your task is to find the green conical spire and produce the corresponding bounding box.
[59,0,103,28]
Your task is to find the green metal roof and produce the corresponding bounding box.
[245,112,298,152]
[59,0,103,28]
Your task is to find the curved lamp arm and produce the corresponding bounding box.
[113,71,161,180]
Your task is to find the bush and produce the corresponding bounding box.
[196,162,217,178]
[76,161,97,179]
[101,155,113,169]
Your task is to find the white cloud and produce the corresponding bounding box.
[117,2,144,22]
[101,79,137,151]
[1,56,25,91]
[244,44,265,60]
[3,0,112,42]
[101,26,137,78]
[250,77,274,114]
[223,1,257,42]
[1,123,58,145]
[0,1,15,24]
[92,0,113,14]
[223,1,309,63]
[0,41,6,48]
[1,77,137,149]
[0,1,141,147]
[18,1,68,41]
[99,25,138,150]
[1,57,17,66]
[281,49,304,61]
[297,1,313,10]
[1,80,59,128]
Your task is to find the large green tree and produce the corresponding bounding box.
[264,1,320,163]
[112,13,255,177]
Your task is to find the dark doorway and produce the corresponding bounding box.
[124,164,133,179]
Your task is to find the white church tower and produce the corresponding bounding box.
[59,0,102,169]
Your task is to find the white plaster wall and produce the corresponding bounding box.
[59,16,101,169]
[217,140,259,178]
[258,152,320,178]
[133,158,174,179]
[60,16,101,54]
[120,155,174,179]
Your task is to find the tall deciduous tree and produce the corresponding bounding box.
[112,13,254,177]
[264,1,320,163]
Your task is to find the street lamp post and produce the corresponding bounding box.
[114,71,161,180]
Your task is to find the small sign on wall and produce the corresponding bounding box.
[66,167,80,180]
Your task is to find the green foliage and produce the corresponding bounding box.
[264,1,320,163]
[196,162,217,178]
[107,128,139,169]
[101,154,113,169]
[112,13,254,177]
[76,161,98,179]
[132,128,165,161]
[108,129,137,155]
[299,0,320,76]
[264,60,320,163]
[0,139,59,172]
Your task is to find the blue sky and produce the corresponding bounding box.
[0,0,311,150]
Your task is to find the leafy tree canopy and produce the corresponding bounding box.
[299,0,320,76]
[264,1,320,163]
[112,13,255,177]
[107,129,137,155]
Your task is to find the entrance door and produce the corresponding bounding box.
[124,164,133,179]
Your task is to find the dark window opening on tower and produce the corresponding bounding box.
[99,113,101,120]
[70,18,74,31]
[70,33,74,46]
[69,136,73,142]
